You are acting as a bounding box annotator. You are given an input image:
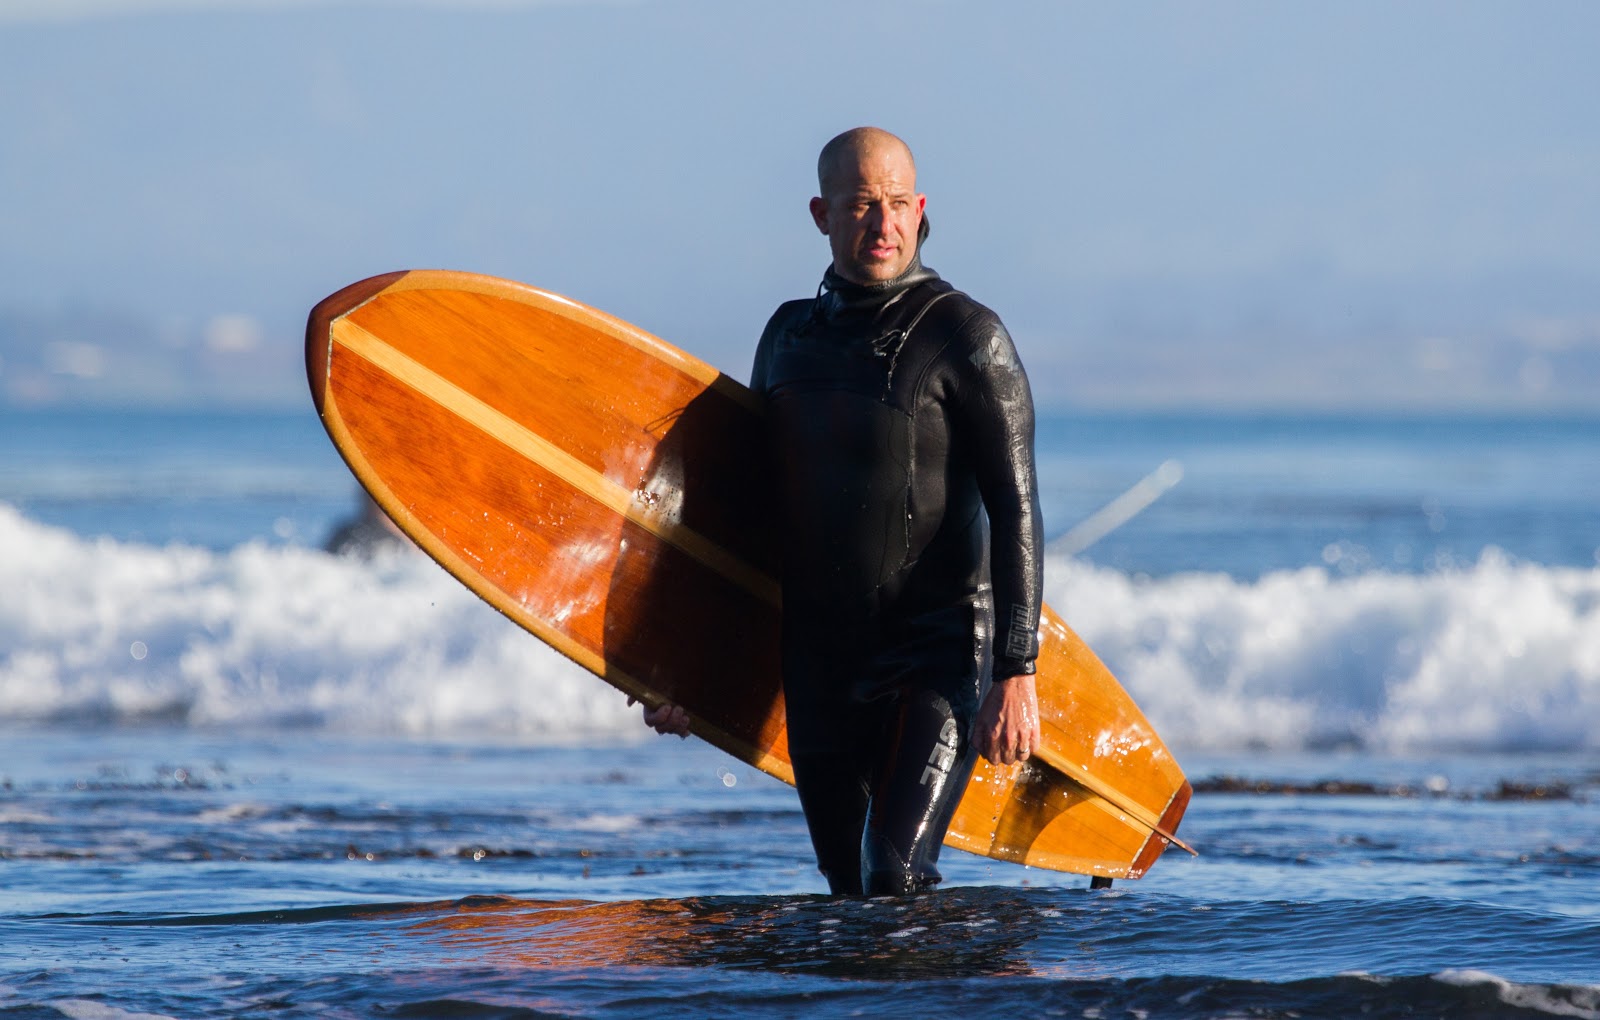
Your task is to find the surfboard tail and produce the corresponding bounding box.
[1130,780,1195,877]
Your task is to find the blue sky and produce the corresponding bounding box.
[2,0,1597,409]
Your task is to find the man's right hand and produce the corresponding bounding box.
[630,697,690,738]
[973,674,1041,766]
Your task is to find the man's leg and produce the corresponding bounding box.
[860,687,977,895]
[789,749,872,896]
[785,653,886,896]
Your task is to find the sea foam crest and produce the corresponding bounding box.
[0,504,632,738]
[2,504,1597,751]
[1054,554,1600,752]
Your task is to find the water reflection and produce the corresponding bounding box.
[405,888,1047,978]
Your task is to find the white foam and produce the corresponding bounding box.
[2,504,1597,751]
[0,504,636,739]
[1433,971,1600,1019]
[1051,551,1600,752]
[50,1001,180,1020]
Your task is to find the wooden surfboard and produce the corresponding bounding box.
[307,270,1192,880]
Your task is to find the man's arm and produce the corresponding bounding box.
[953,319,1045,765]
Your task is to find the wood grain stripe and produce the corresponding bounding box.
[1034,745,1197,855]
[331,318,781,608]
[369,271,762,413]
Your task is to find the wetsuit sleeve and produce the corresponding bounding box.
[952,319,1044,679]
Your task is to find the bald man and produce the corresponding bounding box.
[647,127,1043,896]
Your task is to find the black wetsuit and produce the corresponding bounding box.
[750,255,1044,896]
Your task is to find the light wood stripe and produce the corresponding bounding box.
[331,318,781,608]
[1034,745,1197,855]
[371,271,762,412]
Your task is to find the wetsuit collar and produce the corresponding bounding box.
[817,255,941,322]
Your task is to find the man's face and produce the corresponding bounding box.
[810,145,926,285]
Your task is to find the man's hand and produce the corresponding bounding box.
[630,697,690,738]
[973,674,1041,766]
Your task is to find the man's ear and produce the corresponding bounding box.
[809,196,830,235]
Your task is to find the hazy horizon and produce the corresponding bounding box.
[3,1,1597,411]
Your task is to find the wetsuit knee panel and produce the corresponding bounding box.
[855,688,975,895]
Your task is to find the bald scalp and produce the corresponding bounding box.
[817,127,917,197]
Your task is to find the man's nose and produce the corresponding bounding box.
[865,203,892,235]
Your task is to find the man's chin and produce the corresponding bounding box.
[840,260,906,284]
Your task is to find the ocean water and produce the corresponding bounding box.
[2,409,1598,1019]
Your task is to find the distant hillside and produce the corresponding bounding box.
[0,305,303,409]
[4,294,1597,414]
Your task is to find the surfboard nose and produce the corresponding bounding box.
[306,271,410,415]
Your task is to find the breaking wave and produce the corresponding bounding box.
[2,504,1596,751]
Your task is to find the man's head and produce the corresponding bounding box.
[810,127,926,285]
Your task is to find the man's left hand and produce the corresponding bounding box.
[973,674,1041,766]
